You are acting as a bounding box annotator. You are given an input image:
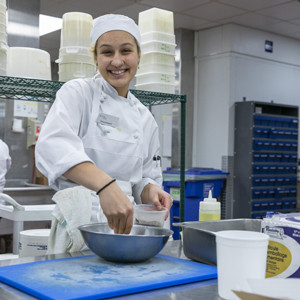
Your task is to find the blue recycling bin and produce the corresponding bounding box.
[163,167,228,240]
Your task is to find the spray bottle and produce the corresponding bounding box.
[199,189,221,221]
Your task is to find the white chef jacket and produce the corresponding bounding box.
[35,74,162,203]
[0,139,11,193]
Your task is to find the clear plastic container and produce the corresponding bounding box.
[141,31,175,44]
[141,40,176,55]
[135,82,175,94]
[60,12,93,48]
[137,63,175,75]
[140,52,174,65]
[134,204,167,227]
[136,72,175,85]
[58,62,96,82]
[138,7,174,34]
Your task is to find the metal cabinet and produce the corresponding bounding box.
[233,101,298,219]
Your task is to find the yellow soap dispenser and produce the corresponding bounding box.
[199,190,221,221]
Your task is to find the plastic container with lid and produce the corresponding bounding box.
[199,189,221,221]
[58,62,96,82]
[141,40,176,55]
[135,71,175,85]
[141,31,175,44]
[138,7,174,34]
[134,204,167,227]
[137,63,175,75]
[140,52,174,65]
[135,82,175,94]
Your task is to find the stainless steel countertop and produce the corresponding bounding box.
[0,240,221,300]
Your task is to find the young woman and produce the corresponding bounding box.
[35,14,173,235]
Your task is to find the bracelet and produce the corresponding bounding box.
[96,179,116,195]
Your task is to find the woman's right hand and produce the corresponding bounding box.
[63,162,134,235]
[98,181,133,235]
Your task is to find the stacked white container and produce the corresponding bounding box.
[136,8,176,93]
[57,12,96,82]
[0,0,7,75]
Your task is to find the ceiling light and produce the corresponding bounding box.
[39,14,62,36]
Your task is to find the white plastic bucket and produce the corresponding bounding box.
[19,229,50,257]
[60,12,93,48]
[216,230,269,300]
[7,47,51,80]
[58,62,96,82]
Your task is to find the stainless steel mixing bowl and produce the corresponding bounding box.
[78,223,173,263]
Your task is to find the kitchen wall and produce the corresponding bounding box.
[193,24,300,170]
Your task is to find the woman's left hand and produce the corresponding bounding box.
[140,184,173,220]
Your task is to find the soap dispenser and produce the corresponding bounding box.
[199,189,221,221]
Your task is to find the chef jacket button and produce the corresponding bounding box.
[133,134,139,139]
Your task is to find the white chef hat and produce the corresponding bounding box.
[90,14,141,47]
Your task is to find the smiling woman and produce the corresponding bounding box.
[35,13,173,249]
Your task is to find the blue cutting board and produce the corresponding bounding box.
[0,254,217,300]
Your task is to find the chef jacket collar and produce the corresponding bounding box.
[94,74,136,106]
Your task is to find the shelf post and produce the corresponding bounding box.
[179,96,186,223]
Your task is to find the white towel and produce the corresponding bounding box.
[47,186,98,254]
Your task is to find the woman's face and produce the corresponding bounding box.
[95,30,140,97]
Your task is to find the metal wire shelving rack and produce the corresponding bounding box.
[0,75,187,222]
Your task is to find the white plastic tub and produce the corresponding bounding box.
[139,8,174,34]
[141,40,176,55]
[58,62,96,82]
[140,52,174,65]
[19,229,50,257]
[137,63,175,75]
[7,47,51,80]
[141,31,175,44]
[135,82,175,94]
[136,72,175,85]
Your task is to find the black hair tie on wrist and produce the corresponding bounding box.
[96,179,116,195]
